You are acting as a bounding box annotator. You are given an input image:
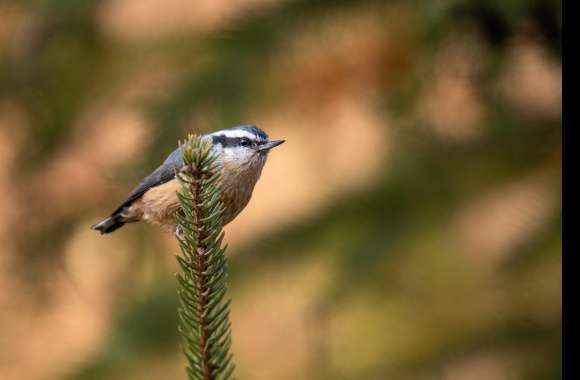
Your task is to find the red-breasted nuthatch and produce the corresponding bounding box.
[92,125,285,234]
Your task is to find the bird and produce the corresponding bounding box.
[91,125,284,234]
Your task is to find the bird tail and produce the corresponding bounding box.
[91,215,126,234]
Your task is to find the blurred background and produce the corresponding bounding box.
[0,0,561,379]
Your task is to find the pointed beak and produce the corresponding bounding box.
[258,139,285,151]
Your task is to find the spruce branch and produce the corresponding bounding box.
[175,134,235,380]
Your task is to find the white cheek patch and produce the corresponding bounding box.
[229,147,252,160]
[220,147,259,170]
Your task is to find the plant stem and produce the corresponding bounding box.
[190,172,213,380]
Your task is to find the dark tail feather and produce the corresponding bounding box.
[91,215,126,234]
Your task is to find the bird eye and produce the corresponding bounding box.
[240,138,251,147]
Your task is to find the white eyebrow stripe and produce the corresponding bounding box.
[217,130,257,140]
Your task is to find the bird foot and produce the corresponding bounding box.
[175,225,184,240]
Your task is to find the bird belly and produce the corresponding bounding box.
[219,168,258,225]
[123,179,250,230]
[123,164,260,230]
[125,179,182,230]
[221,189,251,225]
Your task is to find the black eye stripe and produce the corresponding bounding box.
[212,135,260,148]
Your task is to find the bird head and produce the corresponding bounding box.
[208,125,285,169]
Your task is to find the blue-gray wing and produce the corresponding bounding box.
[111,147,183,215]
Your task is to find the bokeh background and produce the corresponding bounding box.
[0,1,561,379]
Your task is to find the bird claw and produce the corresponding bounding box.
[175,225,184,240]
